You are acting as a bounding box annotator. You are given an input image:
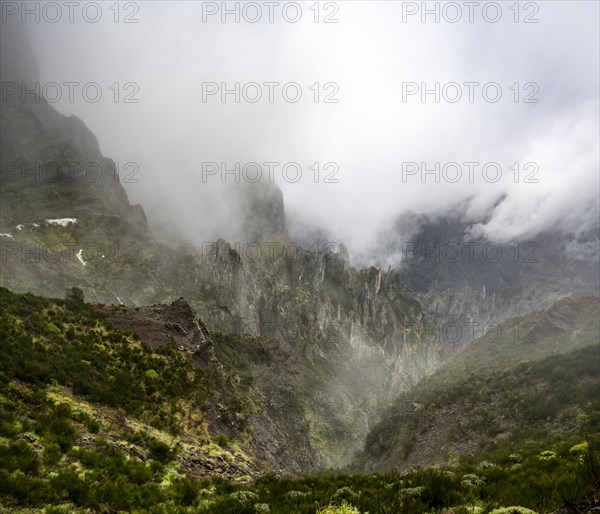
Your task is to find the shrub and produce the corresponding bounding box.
[172,478,198,505]
[333,486,356,501]
[65,287,84,303]
[216,434,229,447]
[287,490,309,500]
[399,485,424,498]
[538,450,556,461]
[569,442,588,455]
[461,474,485,487]
[508,453,523,464]
[317,502,362,514]
[0,441,40,474]
[147,438,173,463]
[46,323,61,334]
[145,369,159,380]
[230,490,257,502]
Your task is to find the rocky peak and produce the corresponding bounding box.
[0,17,39,87]
[0,17,148,235]
[235,181,289,243]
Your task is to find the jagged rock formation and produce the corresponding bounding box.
[181,241,442,469]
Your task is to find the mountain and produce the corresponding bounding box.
[0,87,443,466]
[2,16,600,514]
[357,296,600,474]
[0,20,443,471]
[385,211,600,346]
[2,287,598,514]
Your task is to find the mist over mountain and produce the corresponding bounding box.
[1,16,443,474]
[13,1,599,259]
[1,3,599,513]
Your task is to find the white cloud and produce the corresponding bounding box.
[21,0,599,261]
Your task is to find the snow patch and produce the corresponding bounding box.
[0,233,13,239]
[16,224,24,230]
[115,293,124,305]
[45,218,77,227]
[76,249,87,267]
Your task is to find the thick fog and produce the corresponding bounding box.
[12,0,600,262]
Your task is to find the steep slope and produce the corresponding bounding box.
[0,287,265,478]
[358,296,600,473]
[2,288,599,514]
[0,18,147,233]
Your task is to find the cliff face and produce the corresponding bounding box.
[0,20,147,233]
[179,241,442,469]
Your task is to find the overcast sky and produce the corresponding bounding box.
[17,0,600,262]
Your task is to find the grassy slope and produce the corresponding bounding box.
[360,297,600,474]
[0,287,264,510]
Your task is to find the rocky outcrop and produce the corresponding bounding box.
[100,298,214,355]
[176,240,441,470]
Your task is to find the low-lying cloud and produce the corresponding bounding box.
[10,0,599,264]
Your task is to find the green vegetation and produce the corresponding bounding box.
[0,287,598,512]
[0,286,256,511]
[1,422,599,512]
[0,287,205,432]
[365,343,600,469]
[65,286,85,303]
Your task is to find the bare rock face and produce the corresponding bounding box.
[180,240,442,470]
[100,297,212,354]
